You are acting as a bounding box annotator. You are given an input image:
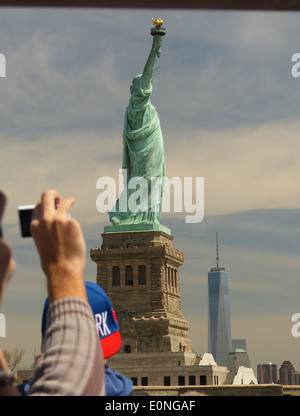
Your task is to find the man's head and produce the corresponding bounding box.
[42,281,122,359]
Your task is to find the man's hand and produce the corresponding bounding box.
[0,192,16,308]
[30,190,87,302]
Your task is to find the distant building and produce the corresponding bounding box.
[232,339,247,351]
[208,233,232,366]
[226,348,251,370]
[199,353,217,366]
[224,367,257,385]
[279,361,299,385]
[257,363,278,384]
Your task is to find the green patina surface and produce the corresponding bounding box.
[104,223,171,235]
[108,27,169,234]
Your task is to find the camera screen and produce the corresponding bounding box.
[18,206,34,237]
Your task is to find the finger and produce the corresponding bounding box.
[0,240,16,306]
[31,202,42,222]
[0,240,14,275]
[41,190,61,217]
[56,196,75,217]
[0,191,7,223]
[0,192,7,238]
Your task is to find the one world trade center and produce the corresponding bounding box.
[208,233,232,366]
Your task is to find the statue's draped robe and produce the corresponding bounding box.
[109,75,165,225]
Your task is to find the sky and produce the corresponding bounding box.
[1,7,300,376]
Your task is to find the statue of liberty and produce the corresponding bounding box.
[109,20,167,228]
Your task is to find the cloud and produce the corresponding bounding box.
[2,8,300,140]
[0,132,119,224]
[164,118,300,217]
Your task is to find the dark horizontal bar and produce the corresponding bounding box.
[0,0,300,11]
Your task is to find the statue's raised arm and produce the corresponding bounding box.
[141,35,163,90]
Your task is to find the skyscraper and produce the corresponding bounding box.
[279,361,299,385]
[208,233,232,366]
[257,363,278,384]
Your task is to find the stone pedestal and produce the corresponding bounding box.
[90,229,192,354]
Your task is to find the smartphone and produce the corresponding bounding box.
[18,205,35,237]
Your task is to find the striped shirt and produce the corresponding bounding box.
[29,297,105,396]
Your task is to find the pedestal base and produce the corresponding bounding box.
[90,228,191,354]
